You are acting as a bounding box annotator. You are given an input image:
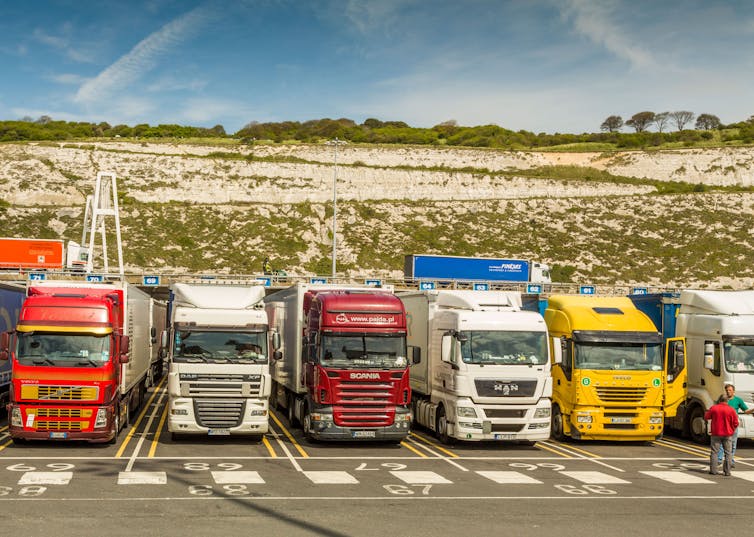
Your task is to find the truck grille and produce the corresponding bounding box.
[595,386,647,403]
[21,385,99,401]
[185,374,261,397]
[36,408,92,418]
[475,379,537,398]
[36,420,85,431]
[484,408,527,418]
[194,399,245,429]
[333,380,396,427]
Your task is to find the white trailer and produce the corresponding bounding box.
[166,282,272,438]
[671,290,754,443]
[399,290,552,443]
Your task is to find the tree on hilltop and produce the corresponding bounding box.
[695,113,721,130]
[600,115,623,132]
[625,112,655,133]
[653,112,670,133]
[671,111,695,131]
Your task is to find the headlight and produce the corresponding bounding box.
[11,407,22,427]
[249,409,267,417]
[649,416,663,424]
[534,407,551,419]
[171,408,189,416]
[179,373,198,380]
[576,414,593,423]
[456,407,477,418]
[94,408,108,428]
[310,413,333,422]
[459,421,483,429]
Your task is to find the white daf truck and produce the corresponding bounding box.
[399,290,552,444]
[165,282,274,439]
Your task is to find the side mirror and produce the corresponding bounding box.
[120,335,130,363]
[551,337,563,364]
[703,342,715,370]
[0,331,10,360]
[411,346,421,365]
[272,331,281,351]
[440,334,452,363]
[160,330,169,348]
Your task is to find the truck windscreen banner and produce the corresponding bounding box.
[412,257,529,282]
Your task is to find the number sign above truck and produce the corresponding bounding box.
[405,254,530,282]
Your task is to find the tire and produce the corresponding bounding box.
[302,406,316,442]
[108,412,120,445]
[435,406,454,445]
[689,405,709,444]
[10,436,26,445]
[551,405,566,441]
[171,432,184,442]
[287,394,298,427]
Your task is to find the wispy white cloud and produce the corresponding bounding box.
[48,73,87,85]
[560,0,656,70]
[32,27,95,63]
[74,4,216,105]
[342,0,418,35]
[146,76,208,93]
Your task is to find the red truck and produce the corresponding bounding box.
[0,280,159,443]
[0,237,89,271]
[265,283,416,441]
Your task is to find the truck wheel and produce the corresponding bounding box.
[436,406,454,445]
[689,405,709,444]
[551,406,566,441]
[108,413,120,445]
[287,394,298,427]
[302,406,316,442]
[10,436,26,445]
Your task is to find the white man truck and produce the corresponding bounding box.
[631,290,754,443]
[400,290,552,444]
[166,283,273,439]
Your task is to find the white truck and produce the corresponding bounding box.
[666,290,754,443]
[165,283,273,439]
[399,290,552,444]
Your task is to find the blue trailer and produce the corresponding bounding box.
[404,254,550,283]
[628,292,681,340]
[0,282,25,408]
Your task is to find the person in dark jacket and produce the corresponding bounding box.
[705,394,739,476]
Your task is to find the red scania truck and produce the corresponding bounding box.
[0,280,156,443]
[265,283,416,441]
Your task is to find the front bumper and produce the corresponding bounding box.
[168,396,269,435]
[7,402,115,443]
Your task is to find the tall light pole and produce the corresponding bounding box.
[326,137,347,278]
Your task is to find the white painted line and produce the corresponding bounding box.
[390,471,452,484]
[730,471,754,482]
[476,471,542,484]
[211,471,265,484]
[560,471,631,484]
[303,471,359,484]
[639,471,715,484]
[18,472,73,485]
[117,471,167,485]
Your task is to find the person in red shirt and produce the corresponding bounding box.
[705,394,740,476]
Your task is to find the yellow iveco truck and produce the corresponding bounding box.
[545,295,687,441]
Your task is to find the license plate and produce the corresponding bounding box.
[208,429,230,436]
[352,430,376,438]
[611,417,632,424]
[49,432,68,439]
[494,433,515,440]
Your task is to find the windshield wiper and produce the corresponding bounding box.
[32,358,56,366]
[179,354,208,363]
[77,359,99,367]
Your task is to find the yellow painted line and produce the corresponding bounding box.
[537,442,574,458]
[147,399,170,458]
[550,440,600,458]
[0,425,7,433]
[269,411,309,458]
[0,439,11,452]
[401,440,429,458]
[408,431,460,458]
[262,435,277,458]
[116,376,167,458]
[654,440,707,457]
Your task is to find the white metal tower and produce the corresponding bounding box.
[82,172,124,275]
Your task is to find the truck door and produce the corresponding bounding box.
[663,337,687,418]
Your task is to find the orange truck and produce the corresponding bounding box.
[0,238,88,271]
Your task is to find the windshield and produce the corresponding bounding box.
[320,333,407,369]
[173,330,268,364]
[459,330,548,365]
[16,332,111,367]
[574,341,662,371]
[724,341,754,373]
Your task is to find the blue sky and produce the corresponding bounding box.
[1,0,753,134]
